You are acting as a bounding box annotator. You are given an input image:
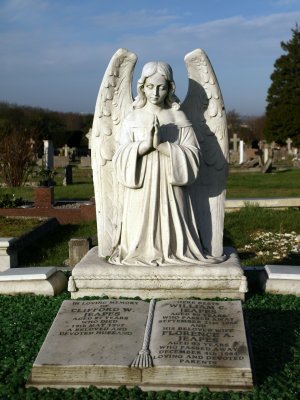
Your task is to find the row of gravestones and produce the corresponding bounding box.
[229,133,299,166]
[42,140,91,169]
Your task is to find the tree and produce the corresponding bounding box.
[0,127,39,187]
[264,25,300,145]
[227,109,241,137]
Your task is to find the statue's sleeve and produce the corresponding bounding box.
[168,126,200,186]
[113,119,146,189]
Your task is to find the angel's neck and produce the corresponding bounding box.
[144,103,166,114]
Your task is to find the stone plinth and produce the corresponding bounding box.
[0,267,67,295]
[0,237,18,271]
[264,265,300,296]
[69,247,247,300]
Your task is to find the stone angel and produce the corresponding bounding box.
[91,48,229,266]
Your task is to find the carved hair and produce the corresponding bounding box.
[133,61,180,110]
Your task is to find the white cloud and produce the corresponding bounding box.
[91,9,179,30]
[1,0,48,22]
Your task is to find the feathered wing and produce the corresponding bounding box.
[91,49,137,257]
[181,49,229,258]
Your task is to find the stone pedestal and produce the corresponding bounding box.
[69,247,247,300]
[0,237,18,271]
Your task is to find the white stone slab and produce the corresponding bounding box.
[0,270,67,296]
[265,265,300,280]
[27,299,253,391]
[0,267,56,281]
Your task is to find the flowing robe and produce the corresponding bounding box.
[109,110,218,266]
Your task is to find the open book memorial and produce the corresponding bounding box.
[27,299,253,391]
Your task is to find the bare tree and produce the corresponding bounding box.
[0,128,39,187]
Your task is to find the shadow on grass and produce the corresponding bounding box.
[246,307,300,386]
[18,223,95,266]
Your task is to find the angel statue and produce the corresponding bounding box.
[91,48,228,266]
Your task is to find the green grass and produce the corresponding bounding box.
[224,206,300,266]
[1,168,300,203]
[227,169,300,198]
[18,220,97,266]
[0,293,300,399]
[0,217,46,238]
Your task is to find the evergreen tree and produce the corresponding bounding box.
[264,25,300,146]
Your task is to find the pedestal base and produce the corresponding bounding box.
[69,247,247,300]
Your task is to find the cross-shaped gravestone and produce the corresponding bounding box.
[286,138,293,154]
[230,133,240,152]
[270,141,277,149]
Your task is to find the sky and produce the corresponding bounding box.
[1,0,300,116]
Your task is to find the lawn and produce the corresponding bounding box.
[1,167,300,203]
[227,169,300,198]
[0,217,46,238]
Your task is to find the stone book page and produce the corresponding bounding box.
[145,300,253,390]
[29,299,150,386]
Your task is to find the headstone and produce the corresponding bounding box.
[63,165,73,186]
[286,138,293,155]
[239,140,244,164]
[261,158,272,174]
[43,140,54,170]
[68,238,91,267]
[263,147,269,164]
[80,156,91,167]
[64,144,70,157]
[230,133,240,152]
[86,128,92,150]
[0,267,67,295]
[54,156,69,168]
[27,299,253,391]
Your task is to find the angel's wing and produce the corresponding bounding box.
[91,48,137,257]
[181,49,229,258]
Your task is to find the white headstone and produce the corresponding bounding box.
[43,140,54,170]
[263,147,269,164]
[86,128,92,150]
[239,140,244,164]
[286,138,293,155]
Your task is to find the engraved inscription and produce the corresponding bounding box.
[150,300,250,368]
[35,299,149,366]
[59,300,137,336]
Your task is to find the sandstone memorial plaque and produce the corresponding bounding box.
[28,299,253,391]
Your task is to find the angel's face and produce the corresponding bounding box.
[143,73,169,107]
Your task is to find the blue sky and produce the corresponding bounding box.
[1,0,300,116]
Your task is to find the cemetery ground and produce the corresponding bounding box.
[0,167,300,399]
